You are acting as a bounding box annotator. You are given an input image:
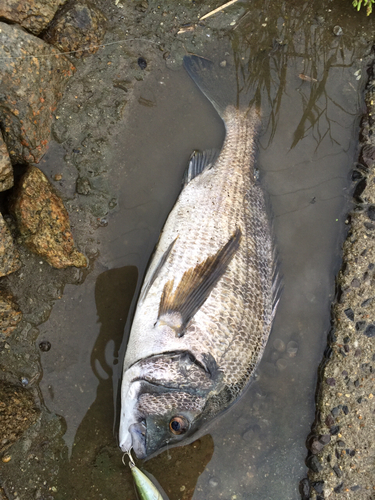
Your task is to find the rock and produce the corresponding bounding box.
[43,1,107,58]
[310,439,324,454]
[0,214,21,277]
[0,22,75,164]
[306,454,323,473]
[0,290,22,337]
[0,0,67,35]
[299,478,310,500]
[11,166,87,269]
[0,131,13,192]
[312,481,324,494]
[76,176,91,195]
[0,380,39,455]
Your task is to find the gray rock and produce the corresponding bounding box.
[0,0,66,36]
[0,22,75,164]
[0,130,13,191]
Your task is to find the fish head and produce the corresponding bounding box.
[120,352,222,458]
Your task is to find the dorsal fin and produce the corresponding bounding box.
[157,228,242,337]
[182,149,219,187]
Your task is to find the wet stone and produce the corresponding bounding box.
[0,290,22,338]
[0,214,21,277]
[286,340,298,357]
[333,465,342,478]
[0,131,13,192]
[325,414,335,427]
[76,177,91,195]
[329,425,340,435]
[299,478,310,500]
[319,434,331,445]
[351,485,360,491]
[0,22,75,164]
[331,407,341,417]
[11,166,87,269]
[367,205,375,221]
[326,377,336,386]
[43,1,107,57]
[208,477,219,488]
[333,25,343,36]
[342,405,349,415]
[306,455,323,473]
[337,440,345,447]
[355,321,366,331]
[364,324,375,337]
[351,278,360,287]
[334,482,344,493]
[273,338,285,352]
[311,439,324,454]
[0,0,66,35]
[311,481,324,494]
[361,298,372,307]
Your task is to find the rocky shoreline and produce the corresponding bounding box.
[301,62,375,499]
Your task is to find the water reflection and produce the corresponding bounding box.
[54,266,138,499]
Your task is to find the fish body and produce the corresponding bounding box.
[119,56,279,459]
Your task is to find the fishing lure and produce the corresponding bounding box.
[123,451,165,500]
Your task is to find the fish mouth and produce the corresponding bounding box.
[129,421,147,459]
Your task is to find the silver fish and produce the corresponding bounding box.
[119,55,279,459]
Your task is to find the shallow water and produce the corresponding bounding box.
[34,2,375,499]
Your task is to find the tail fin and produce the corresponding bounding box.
[183,55,238,120]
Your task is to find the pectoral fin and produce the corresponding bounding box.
[158,228,242,337]
[140,237,178,302]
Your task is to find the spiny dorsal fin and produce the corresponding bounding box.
[182,149,219,187]
[140,237,178,302]
[158,228,242,337]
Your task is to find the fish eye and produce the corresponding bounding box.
[169,416,189,435]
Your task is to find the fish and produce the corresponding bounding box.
[119,54,280,459]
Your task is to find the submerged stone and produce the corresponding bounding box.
[0,214,21,277]
[11,166,87,269]
[0,290,22,337]
[364,324,375,338]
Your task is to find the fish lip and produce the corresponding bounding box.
[129,422,147,459]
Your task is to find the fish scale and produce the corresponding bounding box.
[119,56,279,458]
